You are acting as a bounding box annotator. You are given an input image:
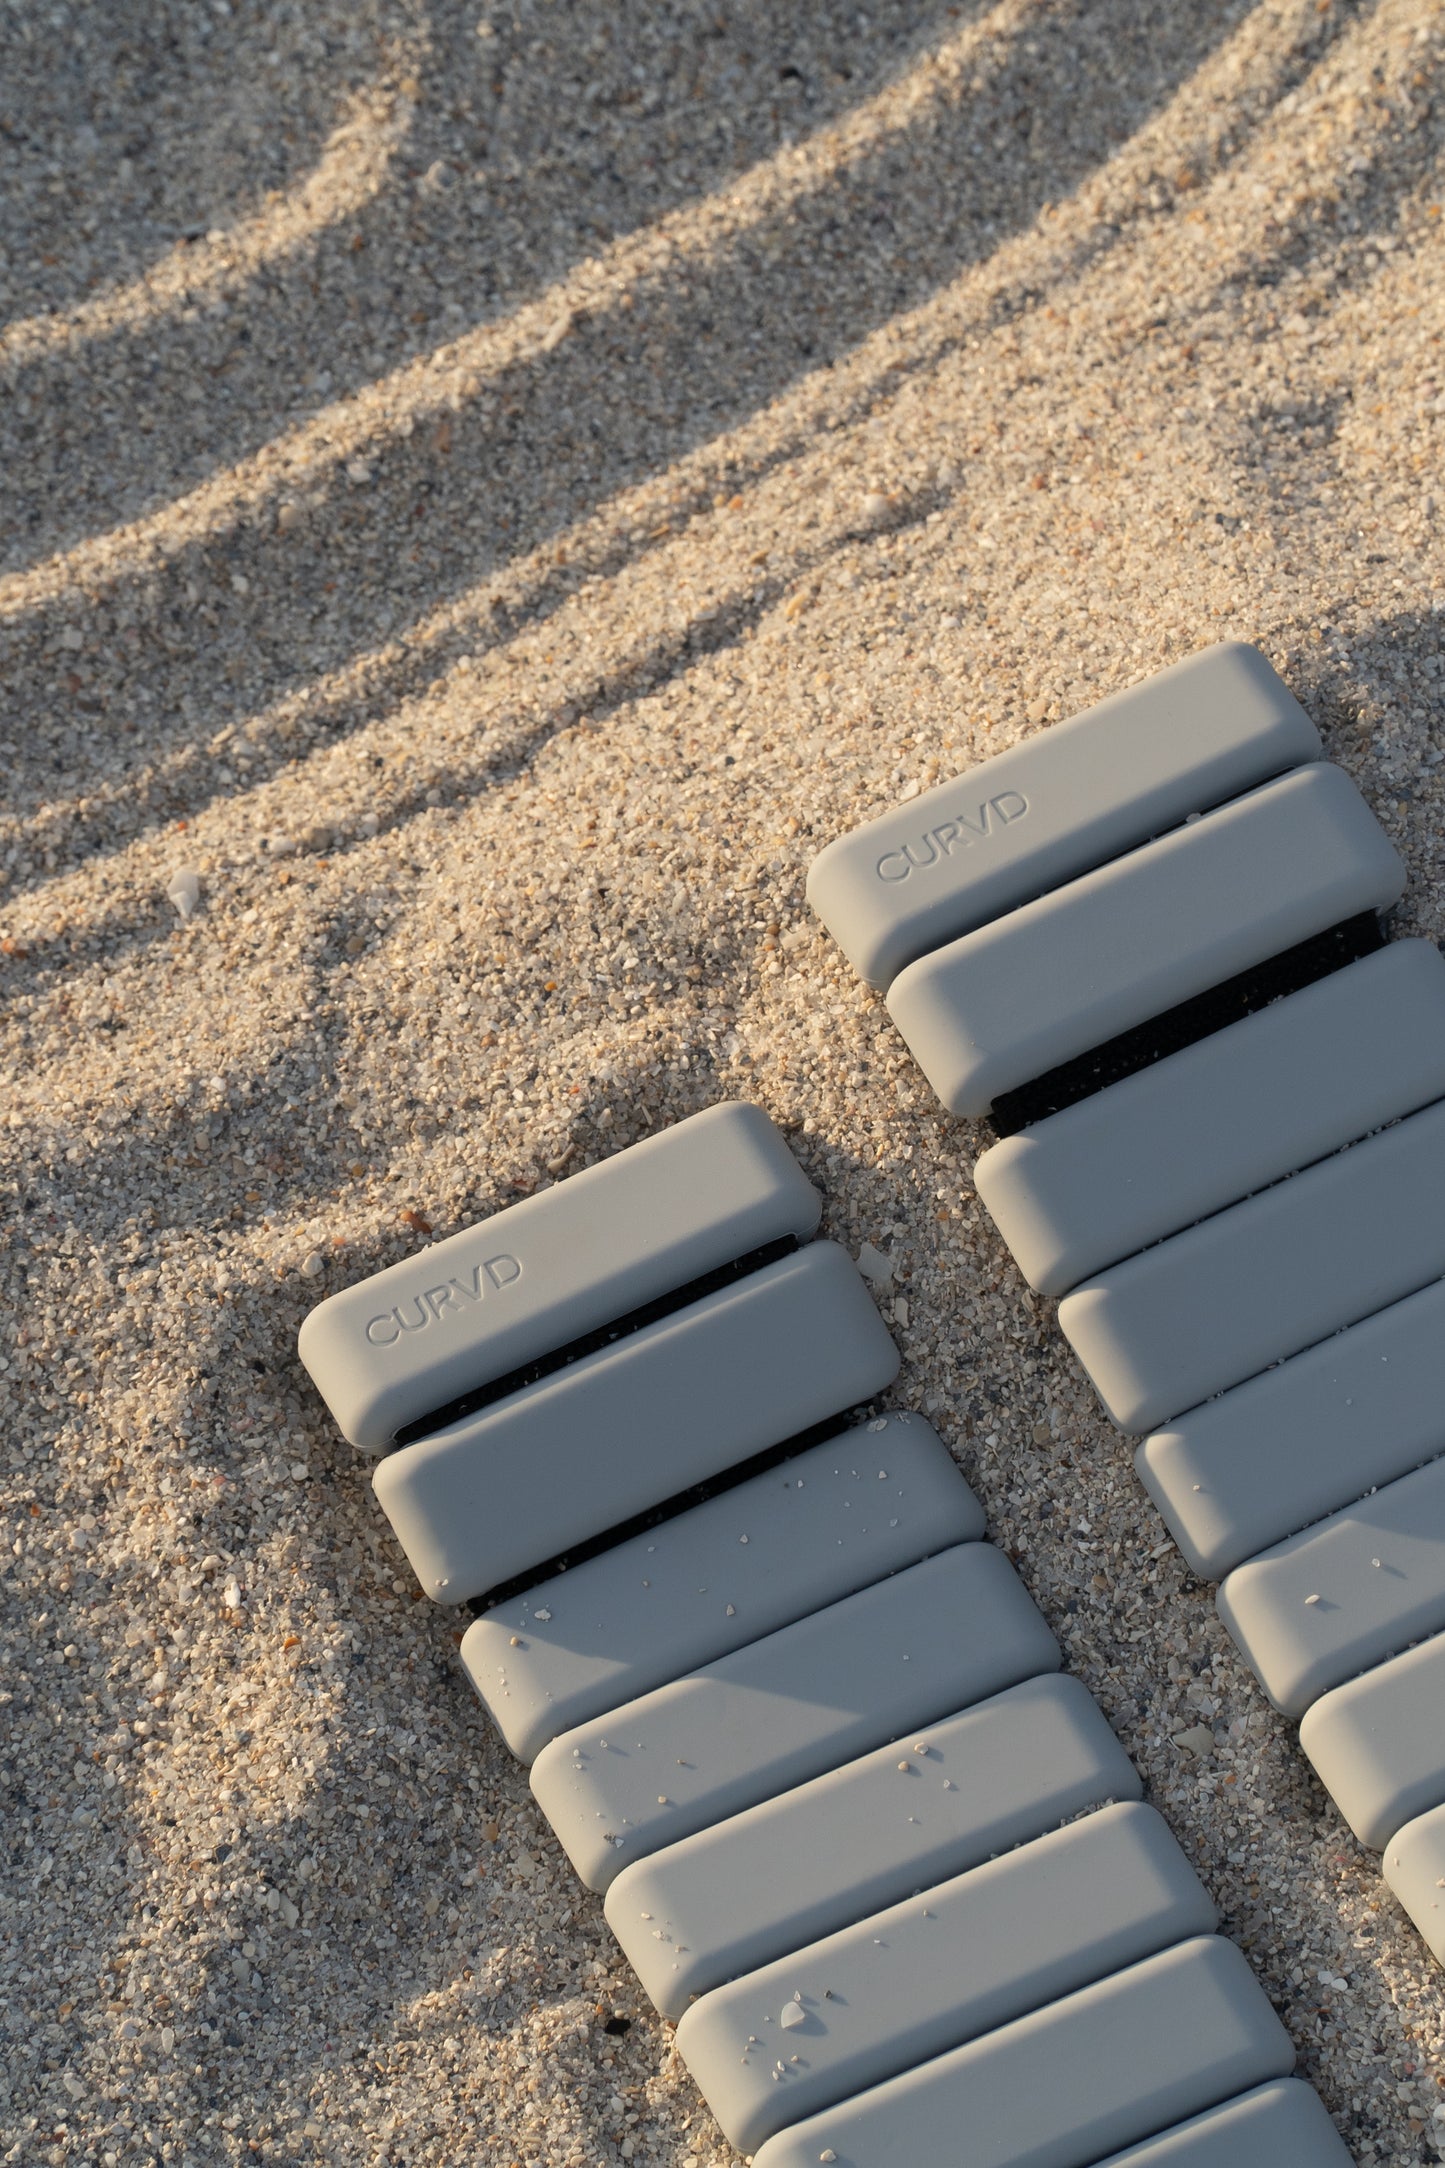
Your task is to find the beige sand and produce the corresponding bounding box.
[2,1,1443,2161]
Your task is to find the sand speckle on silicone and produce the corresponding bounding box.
[3,2,1443,2162]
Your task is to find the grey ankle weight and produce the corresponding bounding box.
[808,638,1445,1977]
[301,1097,1350,2162]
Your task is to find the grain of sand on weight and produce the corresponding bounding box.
[2,2,1444,2163]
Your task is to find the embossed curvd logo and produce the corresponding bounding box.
[875,791,1028,882]
[365,1254,522,1346]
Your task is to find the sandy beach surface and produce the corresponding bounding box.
[3,2,1444,2162]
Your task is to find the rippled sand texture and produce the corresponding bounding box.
[3,2,1443,2163]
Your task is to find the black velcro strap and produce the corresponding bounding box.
[989,912,1388,1138]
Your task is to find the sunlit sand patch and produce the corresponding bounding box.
[1,0,1402,642]
[0,0,1047,619]
[0,81,411,372]
[2,14,1407,714]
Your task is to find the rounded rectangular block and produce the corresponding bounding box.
[373,1241,899,1605]
[1090,2079,1354,2168]
[976,941,1445,1297]
[462,1411,982,1763]
[1059,1094,1445,1436]
[1299,1630,1445,1848]
[605,1672,1141,2019]
[298,1101,822,1449]
[748,1935,1295,2168]
[1139,1276,1445,1580]
[806,643,1320,990]
[676,1801,1216,2153]
[532,1541,1058,1891]
[1218,1452,1445,1718]
[1383,1801,1445,1965]
[884,763,1403,1119]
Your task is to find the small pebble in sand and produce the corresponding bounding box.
[165,866,202,920]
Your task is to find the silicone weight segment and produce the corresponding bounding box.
[298,1100,822,1450]
[884,763,1403,1119]
[676,1801,1216,2154]
[1090,2080,1354,2168]
[1217,1453,1445,1719]
[463,1412,983,1764]
[1138,1276,1445,1580]
[605,1672,1141,2020]
[748,1936,1295,2168]
[976,940,1445,1297]
[1383,1801,1445,1964]
[531,1542,1058,1892]
[806,643,1320,991]
[1059,1094,1445,1436]
[373,1241,899,1606]
[1299,1630,1445,1849]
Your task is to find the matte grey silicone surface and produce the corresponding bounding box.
[1090,2080,1354,2168]
[1217,1453,1445,1718]
[748,1936,1295,2168]
[1299,1630,1445,1848]
[884,763,1403,1118]
[806,643,1320,990]
[298,1100,822,1450]
[675,1801,1215,2152]
[1058,1094,1445,1436]
[1138,1276,1445,1580]
[1383,1801,1445,1965]
[462,1413,982,1763]
[531,1541,1059,1891]
[372,1240,899,1604]
[975,940,1445,1297]
[605,1672,1141,2018]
